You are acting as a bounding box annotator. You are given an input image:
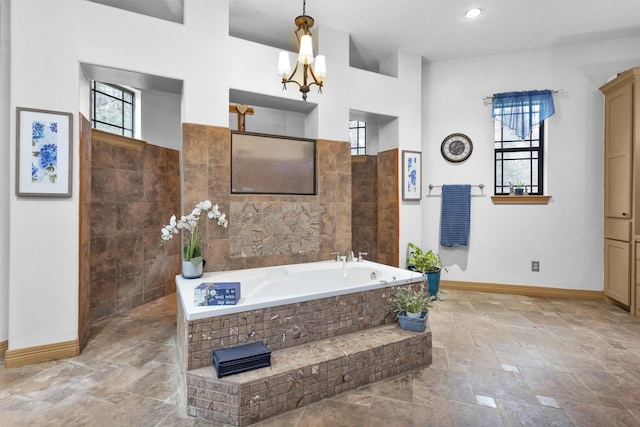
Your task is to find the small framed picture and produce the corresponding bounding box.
[402,150,422,201]
[16,107,73,197]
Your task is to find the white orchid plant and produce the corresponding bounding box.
[160,200,228,264]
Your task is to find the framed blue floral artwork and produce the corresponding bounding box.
[16,107,73,197]
[402,150,422,201]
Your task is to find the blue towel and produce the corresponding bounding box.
[440,184,471,246]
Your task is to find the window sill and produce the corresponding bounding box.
[491,195,551,205]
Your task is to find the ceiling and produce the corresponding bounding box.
[91,0,640,68]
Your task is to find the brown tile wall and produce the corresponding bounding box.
[182,124,351,272]
[351,155,378,262]
[89,129,181,322]
[377,149,399,267]
[78,113,92,350]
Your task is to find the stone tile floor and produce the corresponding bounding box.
[2,290,640,426]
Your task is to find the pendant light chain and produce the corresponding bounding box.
[278,0,326,101]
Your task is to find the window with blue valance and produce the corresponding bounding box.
[492,90,555,140]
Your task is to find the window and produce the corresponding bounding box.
[492,90,555,196]
[91,81,135,137]
[349,120,366,155]
[494,105,545,195]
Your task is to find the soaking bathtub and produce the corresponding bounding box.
[177,259,432,425]
[176,259,423,320]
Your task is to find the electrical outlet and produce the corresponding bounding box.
[531,261,540,272]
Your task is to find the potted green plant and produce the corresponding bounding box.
[390,282,433,332]
[407,242,444,296]
[514,181,525,195]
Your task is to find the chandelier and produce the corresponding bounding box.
[277,0,326,101]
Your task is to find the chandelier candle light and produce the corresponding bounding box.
[278,0,326,101]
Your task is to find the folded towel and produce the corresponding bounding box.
[440,184,471,246]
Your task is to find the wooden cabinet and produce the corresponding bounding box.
[636,243,640,311]
[604,83,633,219]
[604,238,630,305]
[600,68,640,314]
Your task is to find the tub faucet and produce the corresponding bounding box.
[358,252,368,262]
[331,252,340,261]
[345,249,354,262]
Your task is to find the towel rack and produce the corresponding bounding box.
[427,184,486,197]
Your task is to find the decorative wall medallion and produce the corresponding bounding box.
[441,133,473,163]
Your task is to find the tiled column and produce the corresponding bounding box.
[377,149,399,267]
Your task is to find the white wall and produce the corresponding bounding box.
[78,67,91,121]
[228,105,305,137]
[9,0,85,351]
[5,0,423,353]
[422,35,640,291]
[141,89,182,150]
[0,0,10,346]
[6,0,228,352]
[365,124,379,154]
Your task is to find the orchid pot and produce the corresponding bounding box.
[182,259,204,279]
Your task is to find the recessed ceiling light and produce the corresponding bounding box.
[464,8,483,18]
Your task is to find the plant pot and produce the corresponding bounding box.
[397,310,429,332]
[182,259,204,279]
[426,271,441,296]
[514,188,524,195]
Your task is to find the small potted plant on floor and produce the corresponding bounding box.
[407,242,444,296]
[390,282,432,332]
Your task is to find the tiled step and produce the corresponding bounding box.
[186,323,432,426]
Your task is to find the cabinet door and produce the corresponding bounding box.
[636,243,640,316]
[604,84,633,219]
[605,238,630,305]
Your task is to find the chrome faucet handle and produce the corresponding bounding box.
[331,251,340,261]
[358,252,368,262]
[345,249,354,262]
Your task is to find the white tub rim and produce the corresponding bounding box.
[177,260,423,321]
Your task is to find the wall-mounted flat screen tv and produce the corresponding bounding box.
[231,131,316,195]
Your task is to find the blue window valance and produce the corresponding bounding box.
[492,90,555,140]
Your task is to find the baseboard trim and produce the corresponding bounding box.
[441,280,605,301]
[0,340,7,359]
[4,339,80,368]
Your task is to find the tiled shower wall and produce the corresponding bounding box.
[377,149,400,266]
[351,155,378,262]
[182,123,352,271]
[89,130,181,322]
[78,114,91,350]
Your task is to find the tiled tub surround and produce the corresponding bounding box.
[176,260,423,369]
[176,260,431,425]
